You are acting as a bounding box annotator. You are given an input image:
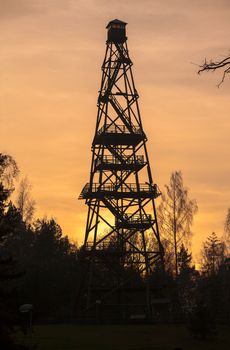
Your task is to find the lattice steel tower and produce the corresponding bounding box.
[78,19,164,321]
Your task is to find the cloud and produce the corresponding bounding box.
[0,0,73,20]
[0,0,43,19]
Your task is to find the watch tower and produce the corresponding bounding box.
[78,19,164,321]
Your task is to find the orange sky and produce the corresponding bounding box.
[1,0,230,258]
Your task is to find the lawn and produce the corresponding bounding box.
[16,324,230,350]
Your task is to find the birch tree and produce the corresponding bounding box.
[16,177,35,224]
[158,171,198,276]
[224,208,230,255]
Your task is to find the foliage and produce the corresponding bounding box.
[1,153,230,328]
[0,153,30,349]
[8,218,79,320]
[177,244,193,274]
[201,232,225,276]
[177,245,198,313]
[197,233,229,322]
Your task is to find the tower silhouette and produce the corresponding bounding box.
[78,19,164,321]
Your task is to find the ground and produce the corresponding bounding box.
[16,324,230,350]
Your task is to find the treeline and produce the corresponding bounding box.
[0,153,230,346]
[0,154,79,348]
[157,171,230,323]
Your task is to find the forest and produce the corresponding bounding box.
[0,152,229,349]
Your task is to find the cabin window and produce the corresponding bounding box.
[111,24,123,29]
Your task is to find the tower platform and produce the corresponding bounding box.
[79,183,161,200]
[93,124,146,146]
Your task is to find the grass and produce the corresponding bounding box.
[16,323,230,350]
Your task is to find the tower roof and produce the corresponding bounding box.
[106,19,127,28]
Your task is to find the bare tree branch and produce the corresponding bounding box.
[198,54,230,87]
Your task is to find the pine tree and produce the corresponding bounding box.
[178,244,193,275]
[201,232,225,276]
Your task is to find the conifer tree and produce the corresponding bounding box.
[201,232,225,276]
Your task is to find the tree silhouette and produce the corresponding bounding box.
[0,153,19,193]
[21,218,78,319]
[177,244,193,275]
[158,171,198,276]
[201,232,225,276]
[177,244,198,311]
[0,154,29,349]
[16,177,35,224]
[197,232,229,324]
[224,208,230,233]
[224,208,230,255]
[198,54,230,87]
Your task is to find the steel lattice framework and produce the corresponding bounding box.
[78,19,164,320]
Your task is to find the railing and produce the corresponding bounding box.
[83,183,159,194]
[97,124,142,135]
[117,214,152,224]
[95,155,145,166]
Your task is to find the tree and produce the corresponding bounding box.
[198,54,230,87]
[0,153,19,193]
[177,244,193,275]
[201,232,225,276]
[224,208,230,233]
[224,208,230,255]
[158,171,198,277]
[0,154,29,349]
[198,232,228,323]
[1,153,80,328]
[177,244,198,310]
[0,153,20,252]
[23,218,78,319]
[16,177,35,224]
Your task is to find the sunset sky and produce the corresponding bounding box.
[1,0,230,258]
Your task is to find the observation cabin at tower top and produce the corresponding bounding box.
[106,19,127,43]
